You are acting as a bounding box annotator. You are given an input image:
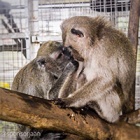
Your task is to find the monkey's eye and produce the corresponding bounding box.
[71,28,84,37]
[37,58,46,67]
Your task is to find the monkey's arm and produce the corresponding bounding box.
[58,74,123,122]
[59,73,121,108]
[58,72,76,98]
[59,62,84,98]
[58,71,122,107]
[47,62,76,99]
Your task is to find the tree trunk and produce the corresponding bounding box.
[128,0,140,112]
[0,88,140,140]
[128,0,140,51]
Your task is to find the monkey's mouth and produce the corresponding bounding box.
[71,48,84,62]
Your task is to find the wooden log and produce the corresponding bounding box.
[0,87,140,140]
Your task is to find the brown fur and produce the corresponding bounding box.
[11,41,72,140]
[58,16,136,123]
[12,41,71,99]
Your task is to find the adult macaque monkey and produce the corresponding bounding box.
[12,41,76,140]
[57,16,136,123]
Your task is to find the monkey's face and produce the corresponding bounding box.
[61,16,94,61]
[36,41,71,78]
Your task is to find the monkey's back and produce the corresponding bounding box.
[102,27,135,94]
[11,59,54,98]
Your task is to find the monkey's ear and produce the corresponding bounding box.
[71,28,84,37]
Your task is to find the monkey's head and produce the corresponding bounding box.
[61,16,110,61]
[36,41,71,78]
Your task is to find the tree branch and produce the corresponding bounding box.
[0,87,140,140]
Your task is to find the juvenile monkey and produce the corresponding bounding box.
[56,16,136,123]
[12,41,75,140]
[12,41,72,99]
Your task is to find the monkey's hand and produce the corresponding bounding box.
[55,98,68,108]
[55,98,86,115]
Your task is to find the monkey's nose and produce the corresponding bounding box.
[62,47,72,58]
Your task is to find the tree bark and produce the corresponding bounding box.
[0,87,140,140]
[127,0,140,112]
[128,0,140,51]
[121,109,140,124]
